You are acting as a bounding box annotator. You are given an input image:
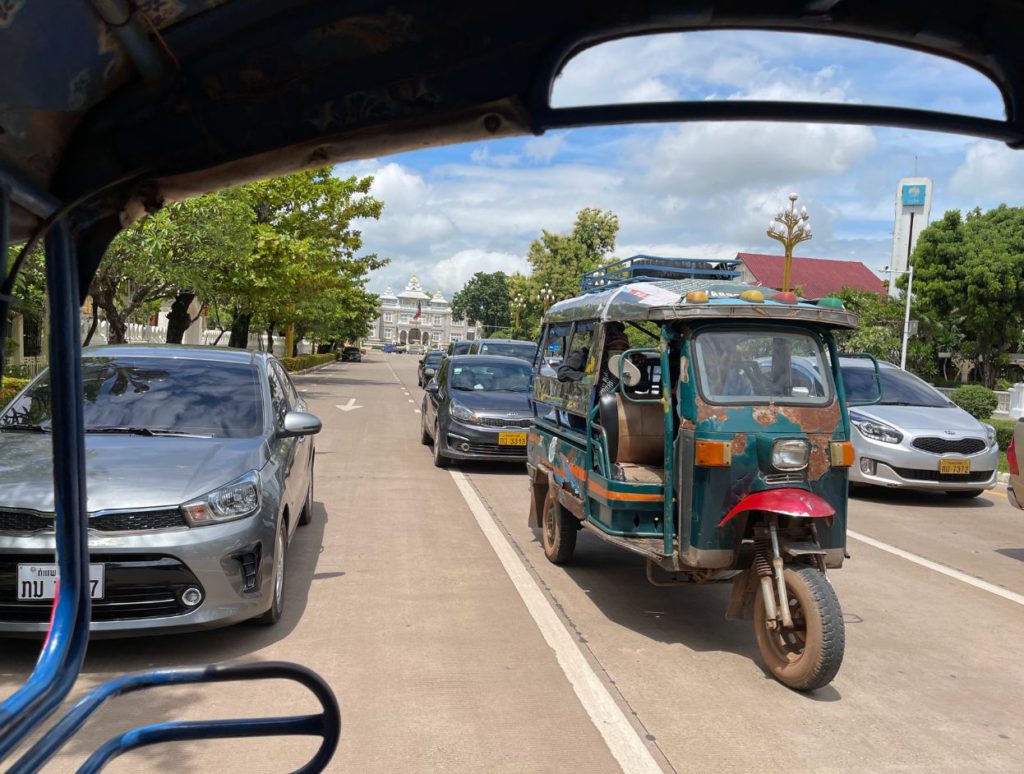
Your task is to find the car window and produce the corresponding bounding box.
[449,362,533,392]
[842,366,949,407]
[0,357,264,438]
[539,323,572,375]
[266,362,290,426]
[271,360,300,408]
[478,341,539,362]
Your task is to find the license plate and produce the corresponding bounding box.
[939,458,971,475]
[498,432,527,446]
[17,564,105,601]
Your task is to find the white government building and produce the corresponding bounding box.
[365,276,477,348]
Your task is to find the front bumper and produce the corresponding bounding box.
[440,419,528,462]
[0,510,277,636]
[849,429,999,491]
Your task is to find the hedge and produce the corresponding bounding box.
[950,385,998,421]
[278,353,337,372]
[0,377,30,409]
[990,418,1017,451]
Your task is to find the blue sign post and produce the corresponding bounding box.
[902,184,926,206]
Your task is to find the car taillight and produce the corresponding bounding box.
[1009,434,1020,477]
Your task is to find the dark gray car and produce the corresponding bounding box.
[421,355,533,466]
[467,339,538,363]
[0,345,321,636]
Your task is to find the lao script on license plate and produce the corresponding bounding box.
[939,459,970,475]
[498,432,528,446]
[17,564,105,600]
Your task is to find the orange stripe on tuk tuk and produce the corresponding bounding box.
[587,480,663,502]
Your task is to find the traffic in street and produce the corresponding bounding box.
[2,353,1020,773]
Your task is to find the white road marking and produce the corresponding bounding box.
[847,529,1024,607]
[413,409,421,414]
[449,471,663,774]
[335,398,363,412]
[408,399,414,403]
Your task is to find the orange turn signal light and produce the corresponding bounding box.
[830,441,855,467]
[695,440,732,467]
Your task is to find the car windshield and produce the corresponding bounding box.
[450,362,533,392]
[694,330,832,405]
[477,342,538,362]
[842,366,950,407]
[0,357,264,438]
[424,353,443,365]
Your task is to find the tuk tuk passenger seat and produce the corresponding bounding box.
[599,393,665,484]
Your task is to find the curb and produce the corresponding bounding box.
[997,472,1011,485]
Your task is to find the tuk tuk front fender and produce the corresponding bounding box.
[719,488,835,526]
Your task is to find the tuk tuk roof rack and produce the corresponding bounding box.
[580,255,741,294]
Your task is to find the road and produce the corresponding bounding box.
[2,354,1023,772]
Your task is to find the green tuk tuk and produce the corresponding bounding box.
[527,256,862,691]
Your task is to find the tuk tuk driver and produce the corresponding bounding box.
[557,324,631,395]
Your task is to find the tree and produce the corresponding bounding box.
[835,288,937,381]
[451,272,510,334]
[526,207,619,303]
[911,205,1024,387]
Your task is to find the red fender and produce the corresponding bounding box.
[719,488,835,526]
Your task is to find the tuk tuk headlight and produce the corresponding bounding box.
[771,439,810,471]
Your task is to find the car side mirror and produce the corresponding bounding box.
[278,410,322,438]
[425,380,440,394]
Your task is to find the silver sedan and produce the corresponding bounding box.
[0,345,320,636]
[842,360,999,497]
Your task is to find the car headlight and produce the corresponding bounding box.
[182,470,261,526]
[449,400,479,424]
[425,368,435,376]
[771,439,810,471]
[850,412,903,444]
[983,423,997,447]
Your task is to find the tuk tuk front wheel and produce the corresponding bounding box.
[541,495,577,565]
[754,565,845,691]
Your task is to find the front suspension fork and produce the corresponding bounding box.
[755,517,793,630]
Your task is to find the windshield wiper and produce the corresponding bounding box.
[85,427,211,438]
[0,424,51,433]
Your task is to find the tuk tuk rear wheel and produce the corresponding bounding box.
[754,565,845,691]
[541,495,577,565]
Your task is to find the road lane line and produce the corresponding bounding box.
[847,529,1024,607]
[449,470,663,774]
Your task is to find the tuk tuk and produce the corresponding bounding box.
[527,256,864,691]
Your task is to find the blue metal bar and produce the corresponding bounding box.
[12,661,341,774]
[0,167,60,221]
[0,222,92,761]
[660,329,674,558]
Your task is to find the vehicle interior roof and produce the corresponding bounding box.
[4,1,1024,297]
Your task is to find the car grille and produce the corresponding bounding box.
[912,437,987,455]
[0,510,51,533]
[890,466,992,483]
[0,508,187,533]
[463,442,527,457]
[0,554,203,623]
[477,417,532,429]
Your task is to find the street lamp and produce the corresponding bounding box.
[881,264,915,370]
[511,293,525,333]
[766,192,813,294]
[536,284,555,311]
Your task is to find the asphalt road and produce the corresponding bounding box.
[1,354,1022,772]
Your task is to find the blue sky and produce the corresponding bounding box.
[335,31,1024,297]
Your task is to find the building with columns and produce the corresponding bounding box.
[365,276,477,348]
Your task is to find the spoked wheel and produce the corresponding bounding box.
[754,565,845,691]
[541,493,577,564]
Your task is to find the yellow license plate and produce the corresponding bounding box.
[940,459,970,475]
[498,432,527,446]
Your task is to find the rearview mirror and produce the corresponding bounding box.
[425,380,440,394]
[278,410,322,438]
[608,354,642,387]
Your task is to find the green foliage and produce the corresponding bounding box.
[950,384,998,420]
[451,272,510,328]
[0,376,30,408]
[833,288,937,380]
[989,418,1017,450]
[911,205,1024,387]
[278,353,337,372]
[526,207,619,303]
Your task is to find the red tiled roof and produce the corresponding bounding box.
[736,253,885,298]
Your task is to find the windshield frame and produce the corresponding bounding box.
[691,325,835,408]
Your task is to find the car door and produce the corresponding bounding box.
[425,358,448,430]
[266,360,304,536]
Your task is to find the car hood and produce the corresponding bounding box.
[850,404,985,434]
[0,433,268,513]
[449,390,532,415]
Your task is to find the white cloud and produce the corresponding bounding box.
[949,141,1024,202]
[524,134,567,164]
[430,249,530,290]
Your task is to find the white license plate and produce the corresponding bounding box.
[17,564,105,601]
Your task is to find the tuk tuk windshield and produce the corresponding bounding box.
[694,330,832,405]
